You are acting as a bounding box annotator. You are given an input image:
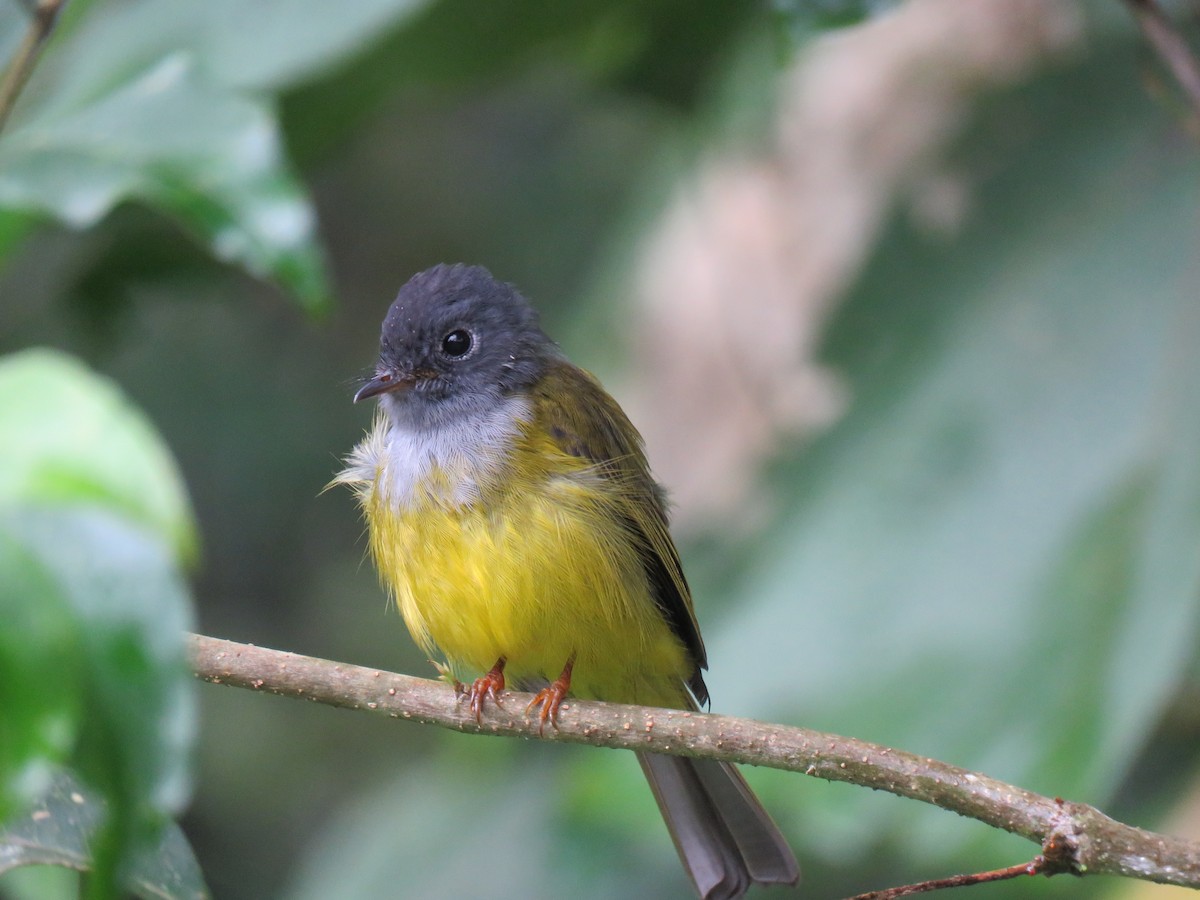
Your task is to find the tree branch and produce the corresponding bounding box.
[189,633,1200,889]
[0,0,66,136]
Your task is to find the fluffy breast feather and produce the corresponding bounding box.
[334,394,532,509]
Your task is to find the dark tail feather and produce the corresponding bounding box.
[638,752,800,900]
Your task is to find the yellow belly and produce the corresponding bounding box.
[364,474,692,708]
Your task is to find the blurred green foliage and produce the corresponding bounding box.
[2,1,1199,899]
[0,352,200,897]
[0,772,205,899]
[719,48,1200,871]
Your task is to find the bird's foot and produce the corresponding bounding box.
[526,656,574,735]
[463,657,506,723]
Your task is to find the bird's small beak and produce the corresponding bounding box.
[353,369,414,403]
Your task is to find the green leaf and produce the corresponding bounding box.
[0,56,327,313]
[0,771,209,900]
[0,863,79,900]
[0,349,196,563]
[0,350,198,895]
[0,505,196,895]
[0,0,432,312]
[0,511,79,825]
[40,0,433,97]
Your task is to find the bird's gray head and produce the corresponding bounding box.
[355,264,556,426]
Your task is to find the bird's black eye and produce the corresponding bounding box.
[441,329,472,358]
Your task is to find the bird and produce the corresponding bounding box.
[336,263,799,899]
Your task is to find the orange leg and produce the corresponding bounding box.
[526,655,575,735]
[465,657,507,723]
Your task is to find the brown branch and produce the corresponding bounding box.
[189,633,1200,890]
[1124,0,1200,122]
[0,0,66,137]
[848,855,1058,899]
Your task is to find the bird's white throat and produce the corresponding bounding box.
[337,393,533,509]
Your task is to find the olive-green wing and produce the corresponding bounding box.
[531,358,709,705]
